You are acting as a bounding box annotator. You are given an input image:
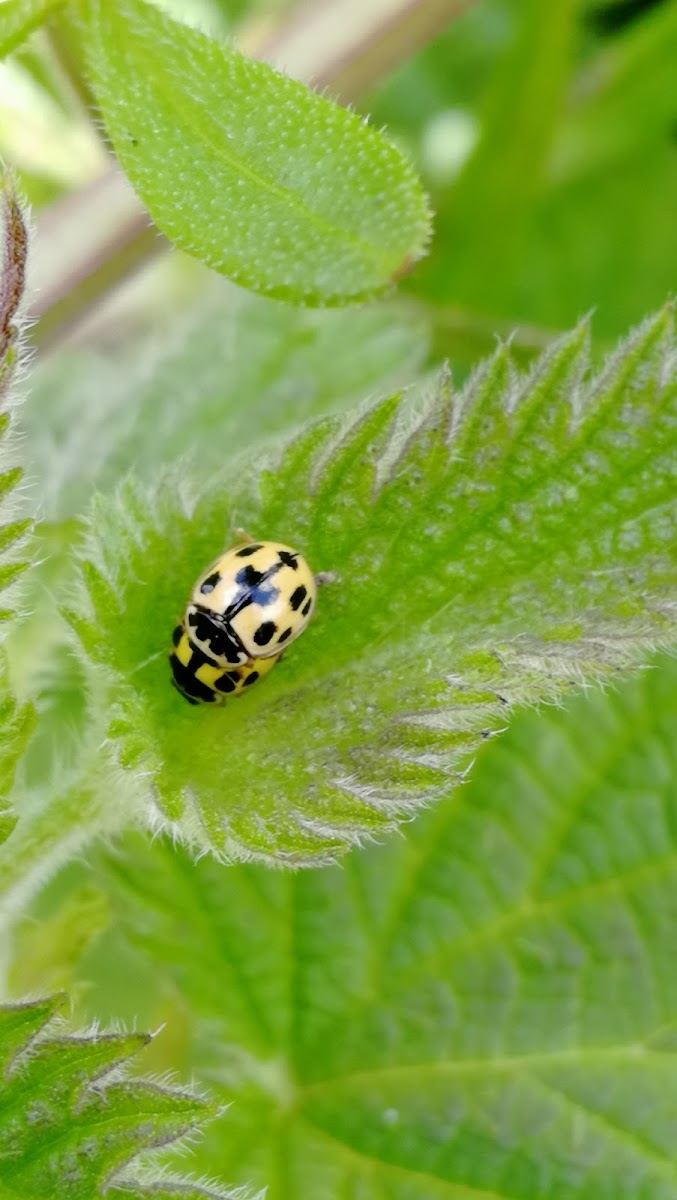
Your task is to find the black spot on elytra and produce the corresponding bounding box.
[301,598,312,617]
[214,671,239,694]
[172,624,183,647]
[231,565,279,611]
[278,550,299,569]
[289,585,307,611]
[237,564,263,587]
[278,627,292,644]
[169,650,218,704]
[243,670,259,687]
[253,620,276,646]
[188,608,245,662]
[235,544,263,557]
[200,571,221,595]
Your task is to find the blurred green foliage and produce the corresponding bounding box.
[366,0,677,345]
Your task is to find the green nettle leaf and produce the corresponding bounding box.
[1,293,426,891]
[0,994,239,1200]
[82,653,677,1200]
[0,0,65,59]
[57,305,677,866]
[23,288,428,522]
[77,0,431,305]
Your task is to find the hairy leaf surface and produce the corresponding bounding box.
[0,994,239,1199]
[62,307,677,864]
[80,0,431,304]
[0,290,427,908]
[73,652,677,1199]
[23,290,428,521]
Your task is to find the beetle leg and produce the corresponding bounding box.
[231,526,257,546]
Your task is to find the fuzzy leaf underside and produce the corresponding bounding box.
[64,306,677,864]
[0,0,65,59]
[24,288,428,523]
[0,995,239,1200]
[63,651,677,1200]
[79,0,431,305]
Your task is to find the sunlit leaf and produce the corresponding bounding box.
[59,306,677,864]
[79,0,431,304]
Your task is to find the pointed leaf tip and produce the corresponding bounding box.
[0,994,229,1198]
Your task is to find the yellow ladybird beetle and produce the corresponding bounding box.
[169,534,317,705]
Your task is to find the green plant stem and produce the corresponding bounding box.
[45,17,104,130]
[30,169,163,349]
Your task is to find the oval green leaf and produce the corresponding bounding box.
[79,0,431,305]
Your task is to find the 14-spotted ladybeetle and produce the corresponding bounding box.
[169,534,317,705]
